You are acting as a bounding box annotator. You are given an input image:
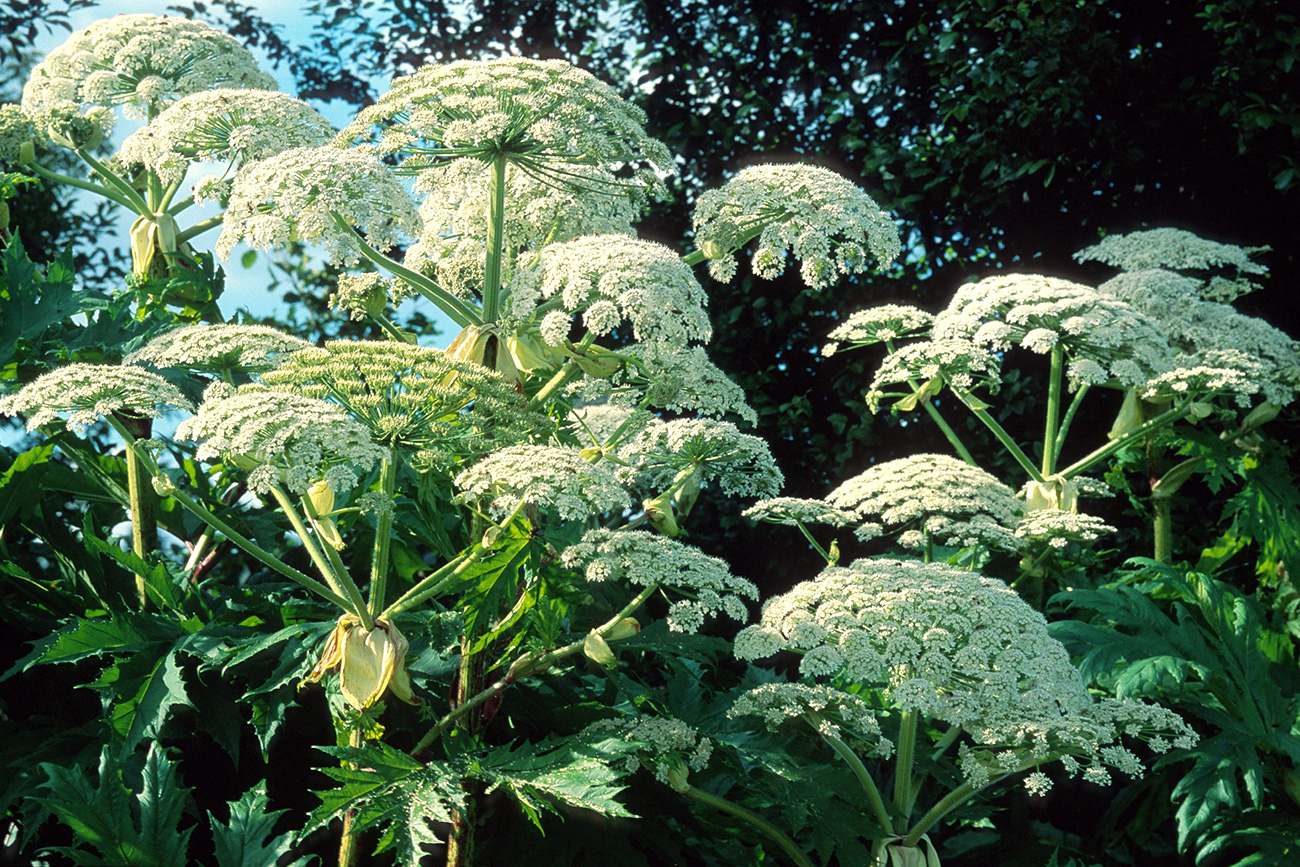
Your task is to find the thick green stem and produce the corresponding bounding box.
[794,522,834,564]
[1042,344,1065,476]
[893,710,919,831]
[1057,402,1192,479]
[335,214,481,328]
[26,161,137,211]
[1053,384,1088,462]
[1153,496,1173,564]
[74,149,152,214]
[482,153,508,324]
[337,728,364,867]
[175,213,224,244]
[268,484,371,628]
[368,456,397,617]
[813,720,893,836]
[382,547,483,618]
[526,359,585,411]
[117,415,157,608]
[951,387,1046,484]
[900,755,1041,847]
[678,784,816,867]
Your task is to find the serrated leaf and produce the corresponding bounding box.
[3,612,185,678]
[0,235,82,364]
[115,647,193,758]
[136,743,193,867]
[37,744,192,867]
[472,737,636,829]
[212,785,312,867]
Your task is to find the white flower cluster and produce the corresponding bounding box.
[117,89,334,186]
[406,161,646,303]
[735,557,1198,790]
[21,14,275,131]
[561,529,758,633]
[1015,510,1115,549]
[0,363,193,434]
[523,236,711,349]
[866,338,1001,412]
[259,340,543,454]
[570,343,756,425]
[175,385,387,493]
[571,402,651,448]
[826,454,1024,551]
[339,57,671,185]
[329,272,412,321]
[693,164,901,288]
[742,497,856,528]
[453,445,631,521]
[932,274,1174,390]
[586,715,713,785]
[217,146,421,267]
[1075,228,1268,276]
[617,418,784,500]
[729,682,890,753]
[125,323,312,373]
[0,104,34,164]
[822,304,934,356]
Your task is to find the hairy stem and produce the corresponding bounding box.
[951,387,1046,484]
[482,152,508,324]
[893,710,918,831]
[268,484,371,628]
[1054,383,1089,461]
[1057,402,1192,479]
[335,215,481,327]
[175,213,224,244]
[368,455,397,617]
[811,719,892,837]
[900,756,1041,847]
[25,161,136,211]
[1042,344,1064,476]
[337,728,364,867]
[74,149,152,214]
[117,414,157,608]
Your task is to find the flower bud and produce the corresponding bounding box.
[583,629,616,665]
[47,113,103,150]
[506,331,560,372]
[1108,389,1141,440]
[578,447,604,462]
[665,759,691,793]
[643,490,679,537]
[1239,401,1281,434]
[605,617,641,641]
[151,474,176,496]
[17,140,35,165]
[572,351,622,379]
[671,468,702,518]
[698,239,727,260]
[307,480,335,517]
[0,200,8,232]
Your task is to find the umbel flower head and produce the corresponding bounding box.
[826,453,1024,551]
[0,363,193,434]
[866,337,1002,413]
[562,529,758,633]
[567,343,757,426]
[617,418,784,500]
[259,340,545,458]
[306,615,418,710]
[405,160,647,303]
[742,497,856,528]
[125,323,312,373]
[175,384,387,494]
[338,56,671,188]
[585,714,714,788]
[0,104,35,165]
[692,163,901,288]
[217,145,421,267]
[729,682,890,753]
[735,558,1198,792]
[21,14,275,132]
[453,444,632,522]
[524,235,712,348]
[822,304,934,356]
[117,89,334,187]
[1074,227,1269,277]
[932,274,1175,390]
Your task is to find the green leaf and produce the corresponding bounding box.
[0,235,82,365]
[212,785,313,867]
[37,744,192,867]
[114,647,193,758]
[471,736,636,830]
[4,611,185,677]
[136,743,193,867]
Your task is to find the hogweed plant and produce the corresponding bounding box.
[0,13,907,867]
[2,12,1288,867]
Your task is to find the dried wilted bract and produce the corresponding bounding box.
[307,615,419,710]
